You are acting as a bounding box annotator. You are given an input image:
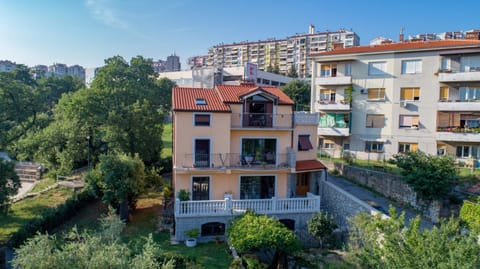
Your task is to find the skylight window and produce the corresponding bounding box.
[195,98,207,105]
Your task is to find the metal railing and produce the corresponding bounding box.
[230,113,293,128]
[180,153,293,169]
[175,193,321,217]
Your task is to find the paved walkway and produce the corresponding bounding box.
[13,180,37,200]
[327,173,434,229]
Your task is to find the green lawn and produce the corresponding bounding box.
[30,176,56,193]
[0,187,73,244]
[162,122,172,158]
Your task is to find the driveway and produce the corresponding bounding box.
[13,181,37,200]
[327,173,434,229]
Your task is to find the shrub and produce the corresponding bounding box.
[460,197,480,235]
[307,212,338,247]
[177,189,190,201]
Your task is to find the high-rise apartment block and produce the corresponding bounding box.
[205,25,359,78]
[67,64,86,81]
[0,60,16,72]
[310,39,480,167]
[166,54,181,71]
[48,63,68,77]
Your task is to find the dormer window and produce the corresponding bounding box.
[195,98,207,105]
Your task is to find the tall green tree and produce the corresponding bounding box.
[0,159,20,215]
[348,208,480,269]
[280,79,310,111]
[393,151,456,200]
[87,153,146,220]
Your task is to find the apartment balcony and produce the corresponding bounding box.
[317,127,350,136]
[436,127,480,142]
[178,153,294,170]
[437,100,480,111]
[438,71,480,82]
[231,113,293,129]
[314,76,352,86]
[294,112,319,125]
[175,193,321,217]
[315,101,351,111]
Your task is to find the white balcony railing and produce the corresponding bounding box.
[436,132,480,142]
[437,100,480,111]
[175,193,321,217]
[438,71,480,82]
[314,76,352,85]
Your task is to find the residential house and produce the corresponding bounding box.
[310,39,480,167]
[172,83,325,241]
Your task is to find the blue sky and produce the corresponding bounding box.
[1,0,478,68]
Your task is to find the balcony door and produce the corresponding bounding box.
[243,95,273,127]
[296,173,310,196]
[192,176,209,200]
[194,139,210,167]
[240,176,275,199]
[241,138,276,165]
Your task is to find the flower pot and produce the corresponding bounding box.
[185,238,197,247]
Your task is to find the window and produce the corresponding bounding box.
[401,60,422,74]
[456,145,479,159]
[320,89,336,102]
[298,135,313,151]
[459,87,480,101]
[192,176,209,200]
[194,114,210,126]
[368,61,387,75]
[365,142,384,152]
[195,98,207,105]
[242,138,276,164]
[441,57,451,71]
[440,87,449,101]
[398,143,418,153]
[324,143,335,149]
[201,222,225,236]
[343,143,350,150]
[344,63,352,76]
[366,114,385,128]
[319,113,349,128]
[240,176,275,199]
[368,88,385,101]
[400,87,420,101]
[399,115,419,128]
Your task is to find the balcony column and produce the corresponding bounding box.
[175,198,180,215]
[225,197,232,214]
[271,196,277,213]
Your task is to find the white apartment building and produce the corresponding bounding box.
[206,25,359,78]
[310,39,480,167]
[0,60,16,72]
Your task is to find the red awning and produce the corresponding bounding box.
[295,160,326,172]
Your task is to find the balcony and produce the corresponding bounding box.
[178,153,294,170]
[294,112,319,125]
[317,127,349,136]
[175,193,321,217]
[438,71,480,82]
[315,101,350,111]
[231,113,293,129]
[436,127,480,142]
[314,76,352,86]
[437,100,480,111]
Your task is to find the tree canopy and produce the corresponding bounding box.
[348,208,480,269]
[393,151,456,200]
[280,79,310,111]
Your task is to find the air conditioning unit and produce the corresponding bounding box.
[360,89,367,94]
[400,101,408,107]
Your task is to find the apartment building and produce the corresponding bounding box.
[205,25,359,78]
[172,83,325,241]
[0,60,16,72]
[67,64,86,81]
[310,39,480,167]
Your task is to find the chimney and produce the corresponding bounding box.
[309,24,315,34]
[399,27,404,42]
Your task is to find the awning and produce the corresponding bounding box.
[295,160,326,172]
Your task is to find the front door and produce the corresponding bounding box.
[194,139,210,167]
[296,173,310,196]
[192,176,209,200]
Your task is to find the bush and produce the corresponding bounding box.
[342,151,354,165]
[8,189,96,248]
[307,212,338,247]
[177,189,190,201]
[460,197,480,235]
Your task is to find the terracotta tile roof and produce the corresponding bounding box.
[172,87,231,112]
[215,84,294,105]
[310,39,480,57]
[296,160,326,172]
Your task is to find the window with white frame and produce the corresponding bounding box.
[456,145,479,159]
[344,63,352,76]
[400,87,421,101]
[398,142,418,153]
[401,59,422,74]
[459,87,480,101]
[399,115,419,128]
[320,89,336,102]
[367,88,386,101]
[365,142,384,152]
[368,61,387,76]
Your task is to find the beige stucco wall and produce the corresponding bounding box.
[175,171,289,200]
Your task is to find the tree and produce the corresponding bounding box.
[0,159,20,215]
[460,197,480,235]
[37,75,84,112]
[280,79,310,111]
[348,208,480,269]
[227,211,301,268]
[287,65,298,78]
[87,153,146,220]
[273,64,280,74]
[307,212,337,247]
[393,151,456,200]
[266,65,273,73]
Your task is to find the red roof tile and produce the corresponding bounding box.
[216,84,294,105]
[172,87,231,112]
[310,39,480,57]
[296,160,326,172]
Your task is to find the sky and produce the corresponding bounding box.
[1,0,479,68]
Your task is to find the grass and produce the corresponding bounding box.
[161,123,172,158]
[30,176,56,193]
[0,186,73,244]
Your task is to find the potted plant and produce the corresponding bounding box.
[185,228,200,247]
[178,189,190,201]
